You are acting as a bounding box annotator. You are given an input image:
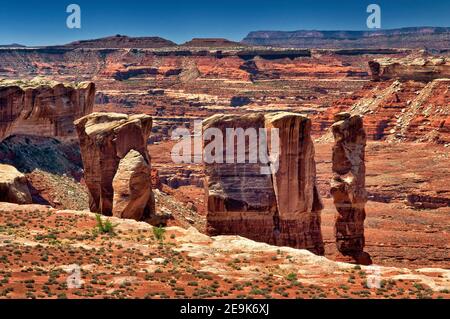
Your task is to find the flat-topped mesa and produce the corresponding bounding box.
[0,78,95,142]
[330,112,371,265]
[203,112,324,255]
[74,112,155,221]
[369,56,450,82]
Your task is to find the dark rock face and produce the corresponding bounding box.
[203,112,324,255]
[0,135,83,180]
[74,112,155,220]
[243,27,450,49]
[230,96,251,107]
[330,112,371,264]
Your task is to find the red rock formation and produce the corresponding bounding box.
[203,112,324,255]
[369,56,450,82]
[0,164,32,204]
[330,112,371,264]
[0,78,95,142]
[74,112,155,220]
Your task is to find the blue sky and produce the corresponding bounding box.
[0,0,449,46]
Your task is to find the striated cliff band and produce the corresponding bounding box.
[0,78,95,142]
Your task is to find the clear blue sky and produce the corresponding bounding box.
[0,0,449,46]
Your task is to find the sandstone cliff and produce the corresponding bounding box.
[112,150,153,220]
[0,78,95,142]
[74,112,155,220]
[203,112,324,255]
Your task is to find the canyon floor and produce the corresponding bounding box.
[0,203,448,299]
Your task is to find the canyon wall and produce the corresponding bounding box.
[74,112,155,221]
[0,78,95,142]
[203,112,324,255]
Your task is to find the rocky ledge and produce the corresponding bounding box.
[0,202,448,299]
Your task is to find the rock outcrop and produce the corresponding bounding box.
[0,78,95,142]
[369,56,450,82]
[0,164,32,204]
[330,112,371,264]
[203,112,324,255]
[74,112,155,220]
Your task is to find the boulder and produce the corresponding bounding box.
[203,112,324,255]
[0,78,95,142]
[330,112,371,264]
[74,112,155,220]
[0,164,32,204]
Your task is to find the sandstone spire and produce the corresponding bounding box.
[74,112,155,221]
[330,112,371,264]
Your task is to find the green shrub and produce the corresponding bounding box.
[286,273,298,281]
[153,226,166,242]
[94,214,117,235]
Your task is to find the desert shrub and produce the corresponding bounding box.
[94,214,117,235]
[153,226,166,242]
[286,273,298,281]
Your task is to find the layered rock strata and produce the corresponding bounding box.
[203,112,324,255]
[330,112,370,264]
[369,56,450,82]
[74,112,155,220]
[0,78,95,142]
